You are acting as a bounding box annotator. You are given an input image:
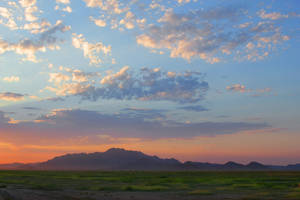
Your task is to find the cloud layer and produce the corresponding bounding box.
[0,109,269,139]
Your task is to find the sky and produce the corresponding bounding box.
[0,0,300,165]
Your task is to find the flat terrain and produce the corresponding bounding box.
[0,171,300,200]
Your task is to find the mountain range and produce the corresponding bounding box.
[0,148,299,171]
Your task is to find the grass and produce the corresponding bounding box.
[0,171,299,199]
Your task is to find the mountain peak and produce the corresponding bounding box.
[105,148,127,153]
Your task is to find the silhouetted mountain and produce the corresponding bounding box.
[183,161,221,170]
[286,164,300,170]
[34,148,182,170]
[0,163,26,170]
[223,161,245,169]
[0,148,299,171]
[246,161,268,170]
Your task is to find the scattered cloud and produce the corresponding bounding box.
[99,67,208,103]
[72,33,112,65]
[258,9,288,20]
[23,20,51,34]
[90,17,106,27]
[55,5,72,13]
[44,66,209,103]
[119,11,135,29]
[226,84,272,97]
[177,0,191,4]
[0,6,18,30]
[56,0,70,4]
[0,20,70,62]
[19,0,40,22]
[3,76,20,82]
[226,84,249,93]
[137,6,290,63]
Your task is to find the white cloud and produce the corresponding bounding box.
[18,0,40,22]
[23,20,51,34]
[56,0,70,4]
[258,9,288,20]
[19,0,36,7]
[49,73,70,84]
[137,7,291,63]
[119,11,135,29]
[72,33,112,65]
[90,17,106,27]
[0,20,70,62]
[3,76,20,82]
[83,0,128,15]
[177,0,190,4]
[24,5,38,21]
[100,65,130,85]
[0,6,18,30]
[55,5,72,13]
[45,83,93,96]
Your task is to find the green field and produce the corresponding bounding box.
[0,171,300,200]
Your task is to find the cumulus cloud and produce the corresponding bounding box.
[72,33,112,65]
[23,20,51,34]
[95,67,209,103]
[119,11,135,29]
[0,20,70,62]
[83,0,128,15]
[177,0,190,4]
[84,0,148,30]
[18,0,40,22]
[55,5,72,13]
[48,72,70,84]
[137,6,290,63]
[0,92,25,101]
[44,66,100,96]
[56,0,70,4]
[90,17,107,27]
[0,6,18,30]
[19,0,36,7]
[3,76,20,82]
[44,66,209,103]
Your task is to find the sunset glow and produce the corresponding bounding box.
[0,0,299,165]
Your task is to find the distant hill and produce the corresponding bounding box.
[0,148,299,171]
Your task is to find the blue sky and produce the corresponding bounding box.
[0,0,299,164]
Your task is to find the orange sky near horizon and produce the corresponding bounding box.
[1,129,299,165]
